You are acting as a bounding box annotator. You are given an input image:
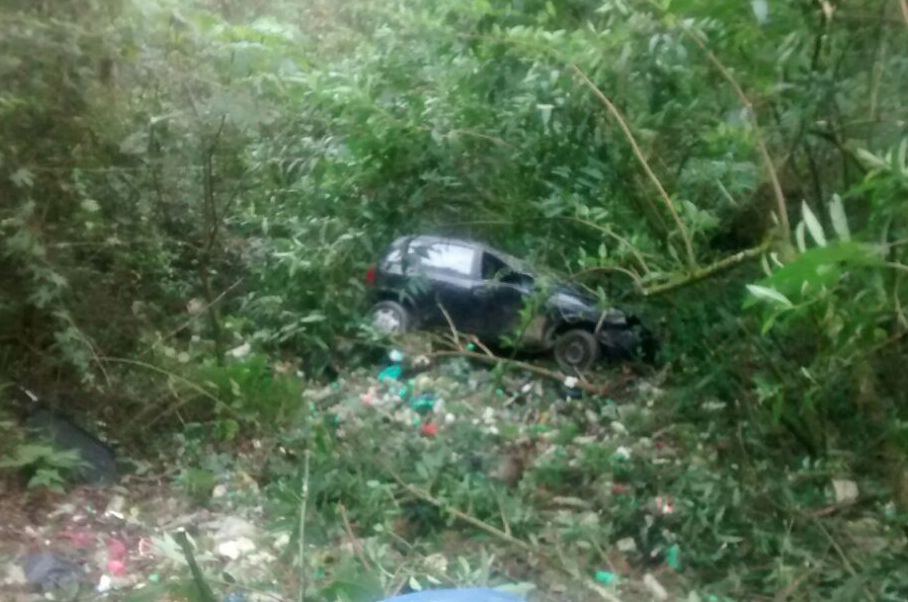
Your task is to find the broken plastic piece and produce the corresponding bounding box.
[411,393,438,414]
[420,422,438,437]
[389,349,405,363]
[666,544,681,571]
[107,559,127,577]
[594,571,619,585]
[378,365,403,382]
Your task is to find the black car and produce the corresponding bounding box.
[365,235,655,371]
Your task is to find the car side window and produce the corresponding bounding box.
[481,252,508,280]
[408,242,477,277]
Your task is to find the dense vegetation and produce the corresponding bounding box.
[2,0,908,600]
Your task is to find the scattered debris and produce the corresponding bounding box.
[643,573,669,601]
[617,537,637,553]
[832,479,859,504]
[594,570,620,585]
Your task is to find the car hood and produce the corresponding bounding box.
[546,285,629,326]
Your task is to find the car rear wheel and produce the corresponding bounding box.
[554,328,600,372]
[369,300,410,334]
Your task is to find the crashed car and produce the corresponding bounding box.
[365,235,656,372]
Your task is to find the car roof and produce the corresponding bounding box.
[396,235,530,272]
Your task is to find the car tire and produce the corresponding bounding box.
[554,328,600,372]
[369,300,410,334]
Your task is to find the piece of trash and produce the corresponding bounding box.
[666,544,681,571]
[613,484,629,495]
[228,342,251,358]
[22,552,80,592]
[138,538,153,557]
[217,538,256,560]
[594,571,620,585]
[411,393,438,414]
[61,529,94,548]
[378,364,403,382]
[610,421,627,435]
[3,564,27,586]
[149,573,160,583]
[832,479,859,504]
[107,559,127,577]
[613,446,631,460]
[97,574,112,593]
[643,573,668,600]
[107,538,128,560]
[444,413,455,424]
[617,537,637,553]
[398,384,411,400]
[564,376,578,388]
[389,349,405,363]
[561,384,583,399]
[27,408,117,484]
[420,423,438,437]
[423,553,448,573]
[466,343,476,352]
[213,484,228,498]
[654,496,675,515]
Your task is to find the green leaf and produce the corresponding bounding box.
[745,284,793,308]
[801,201,826,247]
[794,221,807,253]
[828,194,850,241]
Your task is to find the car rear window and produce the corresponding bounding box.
[408,242,477,277]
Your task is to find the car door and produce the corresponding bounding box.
[473,250,531,339]
[405,240,482,332]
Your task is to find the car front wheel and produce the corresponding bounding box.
[369,300,410,334]
[554,328,600,372]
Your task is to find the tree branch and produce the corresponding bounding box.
[570,63,698,270]
[642,241,770,296]
[678,26,791,241]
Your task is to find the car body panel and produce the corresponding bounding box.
[369,235,655,360]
